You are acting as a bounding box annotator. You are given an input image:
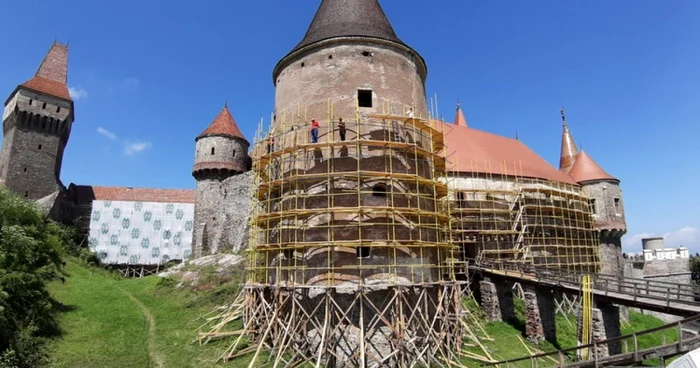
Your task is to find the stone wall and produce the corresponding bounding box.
[0,89,73,200]
[623,258,692,323]
[580,180,626,229]
[193,171,252,256]
[273,40,428,131]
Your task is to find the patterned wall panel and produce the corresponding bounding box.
[87,200,194,265]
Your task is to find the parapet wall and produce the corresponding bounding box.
[623,258,692,323]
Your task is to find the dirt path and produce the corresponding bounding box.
[119,288,165,368]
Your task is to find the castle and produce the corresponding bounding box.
[1,0,626,281]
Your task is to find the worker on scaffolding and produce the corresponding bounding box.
[310,118,320,143]
[337,117,346,141]
[266,133,274,153]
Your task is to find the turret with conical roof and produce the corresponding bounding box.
[559,107,579,173]
[0,42,75,200]
[557,109,627,276]
[192,104,250,257]
[454,101,469,128]
[272,0,428,132]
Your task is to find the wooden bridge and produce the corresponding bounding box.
[468,259,700,317]
[482,314,700,368]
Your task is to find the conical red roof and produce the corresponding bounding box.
[197,105,247,142]
[568,151,616,183]
[454,105,468,127]
[558,109,578,173]
[20,42,71,101]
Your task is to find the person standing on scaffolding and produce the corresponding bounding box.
[310,118,320,143]
[266,134,275,153]
[337,117,346,141]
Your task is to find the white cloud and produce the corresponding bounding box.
[624,226,700,251]
[69,87,88,100]
[123,141,152,156]
[96,127,117,140]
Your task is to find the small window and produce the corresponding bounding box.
[358,89,373,108]
[590,199,597,214]
[212,217,216,221]
[24,191,28,197]
[42,102,47,109]
[357,247,370,259]
[361,51,373,57]
[232,149,236,157]
[614,198,620,214]
[328,55,333,59]
[23,167,27,172]
[38,144,42,150]
[372,183,387,198]
[56,106,61,113]
[301,62,305,67]
[211,147,215,155]
[29,99,33,105]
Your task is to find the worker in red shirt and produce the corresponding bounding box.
[310,118,320,143]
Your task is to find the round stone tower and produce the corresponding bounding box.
[192,104,249,257]
[568,151,627,277]
[272,0,428,130]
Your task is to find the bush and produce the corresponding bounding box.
[0,189,71,367]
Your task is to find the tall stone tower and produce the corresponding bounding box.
[558,111,627,277]
[0,42,74,200]
[228,1,463,366]
[192,104,249,257]
[272,0,428,129]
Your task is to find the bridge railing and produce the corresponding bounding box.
[469,259,700,308]
[482,313,700,367]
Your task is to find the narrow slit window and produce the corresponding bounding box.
[590,199,597,214]
[56,106,61,113]
[42,102,47,109]
[38,144,42,150]
[614,198,620,214]
[358,89,373,108]
[211,147,215,155]
[24,191,29,197]
[232,150,236,158]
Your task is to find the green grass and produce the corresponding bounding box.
[46,260,678,367]
[46,260,250,368]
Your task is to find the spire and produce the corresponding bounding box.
[558,106,579,173]
[197,104,248,142]
[568,151,616,183]
[515,130,519,141]
[20,42,71,101]
[454,100,468,127]
[290,0,406,54]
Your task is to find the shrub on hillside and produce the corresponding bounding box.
[0,189,70,367]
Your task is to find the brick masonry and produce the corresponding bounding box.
[524,286,556,344]
[479,279,516,322]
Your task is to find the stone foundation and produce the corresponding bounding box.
[591,303,621,357]
[479,278,515,323]
[524,286,556,343]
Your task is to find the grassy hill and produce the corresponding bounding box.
[46,260,678,367]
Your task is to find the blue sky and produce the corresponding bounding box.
[0,0,698,253]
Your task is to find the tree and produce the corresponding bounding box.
[0,189,69,367]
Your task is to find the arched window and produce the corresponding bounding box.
[372,183,387,198]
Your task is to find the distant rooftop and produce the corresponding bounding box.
[70,185,194,204]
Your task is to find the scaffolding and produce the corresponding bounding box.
[445,159,601,273]
[198,99,492,367]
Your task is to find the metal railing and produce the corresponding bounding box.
[469,259,700,309]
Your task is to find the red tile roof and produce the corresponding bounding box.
[567,151,616,183]
[197,105,247,141]
[20,42,71,101]
[439,121,578,185]
[72,185,194,204]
